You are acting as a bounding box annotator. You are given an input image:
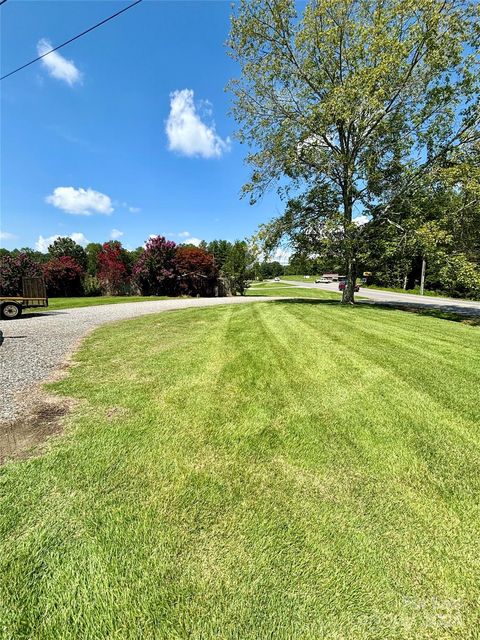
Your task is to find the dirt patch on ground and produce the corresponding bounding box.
[0,391,74,465]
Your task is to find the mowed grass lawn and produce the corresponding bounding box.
[280,275,441,297]
[248,285,342,299]
[1,301,480,639]
[42,296,178,311]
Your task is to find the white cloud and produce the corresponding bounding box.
[273,247,292,265]
[353,215,370,227]
[166,89,231,158]
[69,232,89,246]
[148,231,202,247]
[110,228,124,240]
[37,39,82,86]
[35,232,89,253]
[183,237,202,247]
[120,202,141,213]
[36,235,58,252]
[0,231,17,240]
[175,231,202,246]
[46,187,113,215]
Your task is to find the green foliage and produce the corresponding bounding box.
[85,242,103,277]
[206,239,232,272]
[438,254,480,299]
[83,275,102,296]
[222,240,252,295]
[48,237,87,270]
[258,261,284,279]
[229,0,480,301]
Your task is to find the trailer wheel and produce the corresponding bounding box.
[1,302,22,320]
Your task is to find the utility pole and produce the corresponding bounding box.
[420,258,426,295]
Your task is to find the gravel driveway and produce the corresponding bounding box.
[0,296,275,424]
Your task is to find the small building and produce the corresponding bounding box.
[322,273,342,282]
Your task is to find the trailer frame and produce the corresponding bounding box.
[0,277,48,319]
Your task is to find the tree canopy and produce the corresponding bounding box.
[48,237,87,270]
[229,0,480,301]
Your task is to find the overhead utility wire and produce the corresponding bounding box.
[1,0,143,81]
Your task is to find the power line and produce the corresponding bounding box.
[1,0,143,81]
[0,0,8,6]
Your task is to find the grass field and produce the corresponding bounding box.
[40,296,178,311]
[248,281,294,288]
[280,275,440,297]
[248,284,341,299]
[1,301,480,638]
[363,284,441,297]
[280,274,321,282]
[32,289,339,313]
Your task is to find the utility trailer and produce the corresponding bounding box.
[0,277,48,319]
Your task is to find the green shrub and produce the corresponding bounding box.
[83,275,102,296]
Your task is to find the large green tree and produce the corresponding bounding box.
[366,151,480,296]
[222,240,253,295]
[229,0,479,302]
[85,242,103,277]
[206,240,233,272]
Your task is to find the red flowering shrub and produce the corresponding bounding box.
[97,241,130,295]
[0,253,42,296]
[43,256,85,296]
[174,246,218,296]
[132,236,177,295]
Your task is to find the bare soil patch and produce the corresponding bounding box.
[0,392,73,464]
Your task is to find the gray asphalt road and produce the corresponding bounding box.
[0,296,277,422]
[281,279,480,315]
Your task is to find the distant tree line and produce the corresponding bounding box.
[0,236,256,298]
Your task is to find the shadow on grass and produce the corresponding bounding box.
[270,298,480,326]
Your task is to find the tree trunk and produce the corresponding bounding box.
[342,257,356,304]
[341,165,356,304]
[420,257,426,295]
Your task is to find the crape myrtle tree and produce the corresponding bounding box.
[174,246,218,296]
[97,241,131,295]
[228,0,480,302]
[0,253,42,296]
[132,236,177,296]
[43,256,85,297]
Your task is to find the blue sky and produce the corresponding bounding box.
[1,0,283,253]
